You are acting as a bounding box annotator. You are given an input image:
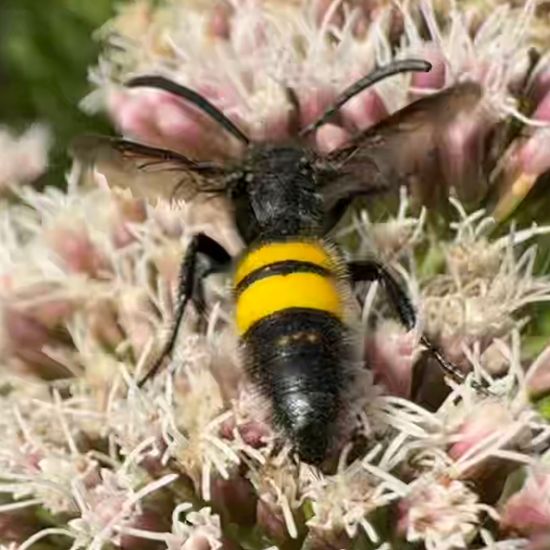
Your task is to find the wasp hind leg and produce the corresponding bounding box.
[348,260,489,395]
[138,233,231,387]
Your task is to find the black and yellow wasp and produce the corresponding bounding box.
[74,59,484,464]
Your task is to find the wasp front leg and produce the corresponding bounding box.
[348,260,489,394]
[138,233,231,387]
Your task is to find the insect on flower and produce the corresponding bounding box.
[72,59,487,464]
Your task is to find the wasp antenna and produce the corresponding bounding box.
[299,59,432,137]
[126,75,251,146]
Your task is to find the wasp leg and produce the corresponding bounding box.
[348,260,489,394]
[138,233,231,387]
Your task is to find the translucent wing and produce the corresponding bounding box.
[320,82,484,214]
[70,135,231,204]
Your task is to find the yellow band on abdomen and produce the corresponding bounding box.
[236,271,342,335]
[234,241,335,286]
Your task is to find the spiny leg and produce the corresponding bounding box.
[348,260,489,395]
[138,232,231,387]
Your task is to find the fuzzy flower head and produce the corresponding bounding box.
[84,0,550,212]
[499,463,550,545]
[164,504,223,550]
[151,339,247,502]
[0,388,101,516]
[2,2,550,550]
[398,473,498,550]
[355,192,550,398]
[0,125,50,190]
[1,146,549,549]
[430,332,550,489]
[420,200,550,363]
[303,448,408,544]
[247,447,302,540]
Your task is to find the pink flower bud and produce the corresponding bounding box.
[222,386,273,447]
[161,87,245,159]
[530,64,550,105]
[27,298,75,329]
[108,89,163,146]
[121,510,168,550]
[500,467,550,538]
[208,1,233,40]
[315,123,350,154]
[410,45,447,92]
[385,6,405,44]
[0,125,50,187]
[532,90,550,122]
[0,509,40,544]
[340,89,388,132]
[237,421,271,449]
[4,307,50,350]
[4,307,55,349]
[47,223,106,276]
[210,476,257,526]
[526,347,550,398]
[180,535,215,550]
[298,87,338,129]
[364,320,419,398]
[397,475,487,548]
[491,88,550,220]
[193,82,241,116]
[154,96,208,145]
[448,402,514,460]
[518,130,550,176]
[510,90,550,177]
[108,78,245,160]
[439,109,491,204]
[256,499,290,543]
[2,307,69,378]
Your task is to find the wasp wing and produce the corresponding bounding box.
[320,82,484,215]
[70,135,231,204]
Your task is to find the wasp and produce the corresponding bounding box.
[73,59,484,464]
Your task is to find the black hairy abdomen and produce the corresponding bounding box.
[243,308,352,464]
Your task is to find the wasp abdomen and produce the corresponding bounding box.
[234,240,352,463]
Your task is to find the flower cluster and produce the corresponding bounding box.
[0,0,550,549]
[0,125,50,191]
[0,164,547,548]
[84,0,550,216]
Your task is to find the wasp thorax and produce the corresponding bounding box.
[243,144,323,237]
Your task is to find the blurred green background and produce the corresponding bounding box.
[0,0,116,186]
